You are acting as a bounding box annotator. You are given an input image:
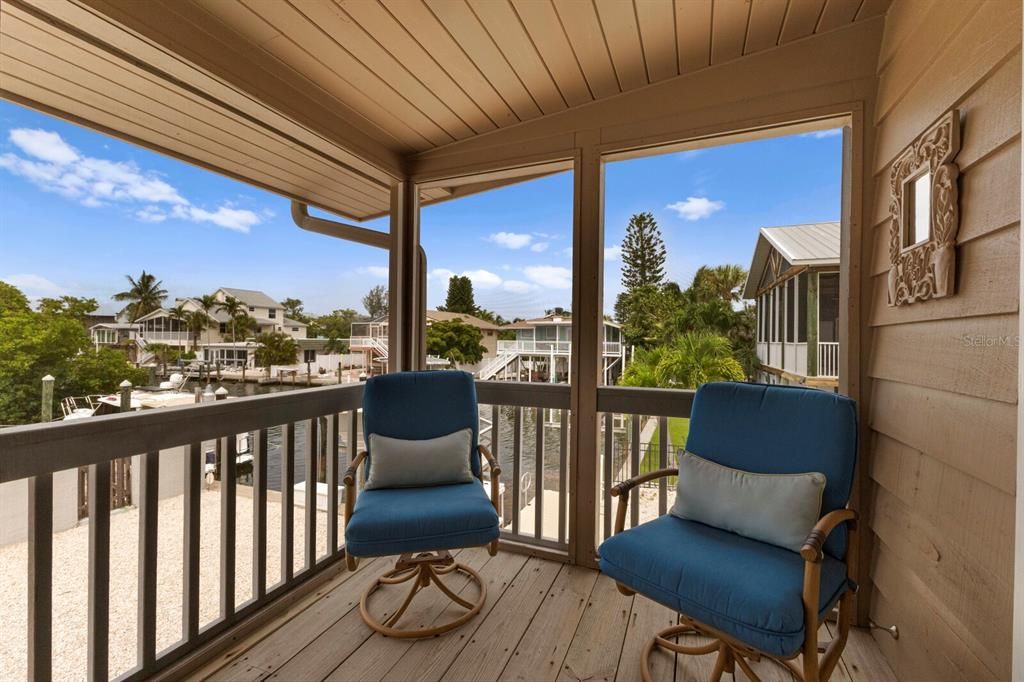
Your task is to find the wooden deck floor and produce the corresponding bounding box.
[193,549,896,682]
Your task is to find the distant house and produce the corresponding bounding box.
[481,313,624,384]
[743,222,840,389]
[350,309,502,372]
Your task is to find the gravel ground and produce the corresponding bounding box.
[0,485,334,681]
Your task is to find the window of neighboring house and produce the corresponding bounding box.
[269,309,277,319]
[486,330,493,336]
[292,327,299,332]
[756,296,763,342]
[303,349,316,363]
[219,322,228,334]
[797,273,808,342]
[248,306,255,312]
[785,278,795,342]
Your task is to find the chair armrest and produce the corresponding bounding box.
[609,467,678,535]
[479,443,502,478]
[610,467,678,498]
[800,508,858,563]
[343,451,368,487]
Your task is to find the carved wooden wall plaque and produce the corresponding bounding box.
[887,109,961,306]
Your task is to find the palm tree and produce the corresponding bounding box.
[196,294,219,359]
[169,303,189,349]
[216,296,246,367]
[184,309,212,352]
[691,265,747,304]
[112,271,167,321]
[621,332,744,389]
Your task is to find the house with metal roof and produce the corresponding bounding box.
[744,222,840,389]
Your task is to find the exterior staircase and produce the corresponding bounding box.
[476,351,518,380]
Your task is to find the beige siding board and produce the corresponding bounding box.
[291,0,479,141]
[710,0,751,65]
[510,0,593,107]
[380,0,519,128]
[675,0,713,73]
[635,0,680,83]
[873,0,981,124]
[743,0,788,55]
[242,0,453,148]
[2,17,388,206]
[870,540,1004,682]
[553,0,621,100]
[868,379,1016,494]
[956,50,1023,170]
[778,0,827,44]
[339,0,496,134]
[873,0,1022,171]
[469,0,568,115]
[875,0,934,71]
[594,0,649,91]
[871,491,1011,679]
[425,0,545,121]
[816,0,862,33]
[191,0,281,46]
[868,314,1018,403]
[868,224,1020,326]
[870,139,1022,261]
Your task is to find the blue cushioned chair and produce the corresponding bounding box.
[343,371,501,638]
[598,382,858,682]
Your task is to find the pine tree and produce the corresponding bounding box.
[620,212,666,290]
[442,276,476,314]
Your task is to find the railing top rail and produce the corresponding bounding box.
[597,385,695,418]
[0,383,365,484]
[475,380,570,409]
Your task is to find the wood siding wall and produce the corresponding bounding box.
[865,3,1021,680]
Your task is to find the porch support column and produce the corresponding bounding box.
[569,138,603,568]
[388,180,422,372]
[806,272,819,377]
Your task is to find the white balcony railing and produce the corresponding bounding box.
[497,339,622,355]
[818,342,840,377]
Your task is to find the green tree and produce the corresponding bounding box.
[615,284,665,348]
[196,294,219,352]
[281,298,309,322]
[112,271,167,321]
[254,331,298,366]
[37,296,99,319]
[145,342,178,375]
[621,331,744,389]
[442,276,476,314]
[690,264,746,304]
[184,309,213,350]
[316,308,358,353]
[620,212,666,290]
[544,307,571,317]
[362,285,388,319]
[0,281,30,314]
[216,296,247,342]
[426,319,486,365]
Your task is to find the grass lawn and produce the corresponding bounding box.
[643,417,690,472]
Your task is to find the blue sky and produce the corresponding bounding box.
[0,100,842,319]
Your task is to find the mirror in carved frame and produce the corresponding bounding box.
[887,109,961,306]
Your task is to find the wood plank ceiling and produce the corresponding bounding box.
[0,0,888,221]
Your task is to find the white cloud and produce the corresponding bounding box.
[357,265,390,279]
[666,196,725,221]
[801,128,842,139]
[2,273,64,297]
[430,268,457,282]
[676,149,705,162]
[9,128,79,164]
[462,269,502,289]
[487,231,533,249]
[135,206,167,223]
[524,265,572,289]
[530,242,549,253]
[605,245,621,260]
[0,128,263,233]
[502,280,535,294]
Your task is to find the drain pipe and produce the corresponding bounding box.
[291,201,428,367]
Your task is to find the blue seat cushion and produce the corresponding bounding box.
[345,481,499,557]
[598,516,850,658]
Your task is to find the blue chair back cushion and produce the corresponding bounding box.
[685,382,857,558]
[362,370,481,478]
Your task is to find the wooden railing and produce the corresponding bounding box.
[1,379,696,680]
[596,386,695,539]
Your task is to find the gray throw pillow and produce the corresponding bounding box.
[670,451,826,553]
[365,428,474,490]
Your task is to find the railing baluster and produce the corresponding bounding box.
[558,408,568,546]
[138,451,158,668]
[603,413,612,540]
[253,430,268,601]
[88,461,110,682]
[220,437,236,618]
[28,473,53,682]
[630,414,641,529]
[305,418,318,569]
[512,406,521,537]
[658,416,668,517]
[534,406,544,540]
[326,414,339,556]
[183,443,201,641]
[282,423,294,582]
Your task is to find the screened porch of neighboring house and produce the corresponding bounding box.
[0,1,1021,682]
